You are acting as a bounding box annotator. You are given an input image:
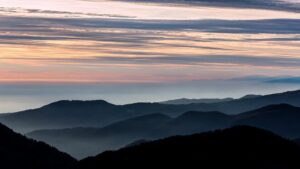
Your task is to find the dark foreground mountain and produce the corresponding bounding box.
[2,90,300,133]
[0,122,76,169]
[74,126,300,169]
[295,138,300,146]
[27,104,300,159]
[27,113,171,159]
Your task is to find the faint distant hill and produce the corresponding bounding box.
[234,104,300,138]
[27,103,300,159]
[73,126,300,169]
[130,90,299,116]
[0,122,76,169]
[2,89,300,133]
[27,113,171,159]
[160,97,234,105]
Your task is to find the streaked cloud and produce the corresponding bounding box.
[1,0,300,20]
[0,0,300,112]
[116,0,300,13]
[0,15,300,83]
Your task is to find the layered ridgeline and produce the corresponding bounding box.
[1,90,300,133]
[27,113,172,159]
[73,126,300,169]
[234,104,300,138]
[27,104,300,159]
[0,122,76,169]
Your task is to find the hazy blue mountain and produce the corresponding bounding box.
[160,98,234,105]
[27,103,300,159]
[0,100,137,133]
[234,104,300,138]
[2,89,300,133]
[27,113,171,159]
[122,90,300,115]
[203,89,300,114]
[0,122,76,169]
[73,126,300,169]
[155,111,232,137]
[27,111,233,159]
[240,94,262,99]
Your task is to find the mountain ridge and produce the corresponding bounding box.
[0,122,76,169]
[27,103,300,158]
[73,126,300,169]
[2,89,300,134]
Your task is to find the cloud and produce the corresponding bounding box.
[2,55,300,68]
[0,7,134,18]
[2,16,300,34]
[116,0,300,13]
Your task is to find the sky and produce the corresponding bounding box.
[0,0,300,112]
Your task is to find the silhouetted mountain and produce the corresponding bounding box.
[240,94,262,99]
[124,139,148,148]
[0,100,137,133]
[27,111,234,158]
[121,90,300,116]
[27,113,171,159]
[156,111,232,137]
[234,104,300,138]
[160,97,234,104]
[295,138,300,146]
[27,103,300,158]
[0,122,76,169]
[74,126,300,169]
[2,89,300,133]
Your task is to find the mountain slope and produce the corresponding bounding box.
[27,103,300,158]
[234,104,300,138]
[160,98,234,105]
[156,111,232,137]
[28,111,233,159]
[123,89,300,115]
[27,113,171,159]
[0,122,76,169]
[74,126,300,169]
[295,138,300,146]
[0,100,135,133]
[2,89,300,133]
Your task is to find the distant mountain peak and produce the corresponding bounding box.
[45,100,114,107]
[240,94,262,100]
[160,97,234,105]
